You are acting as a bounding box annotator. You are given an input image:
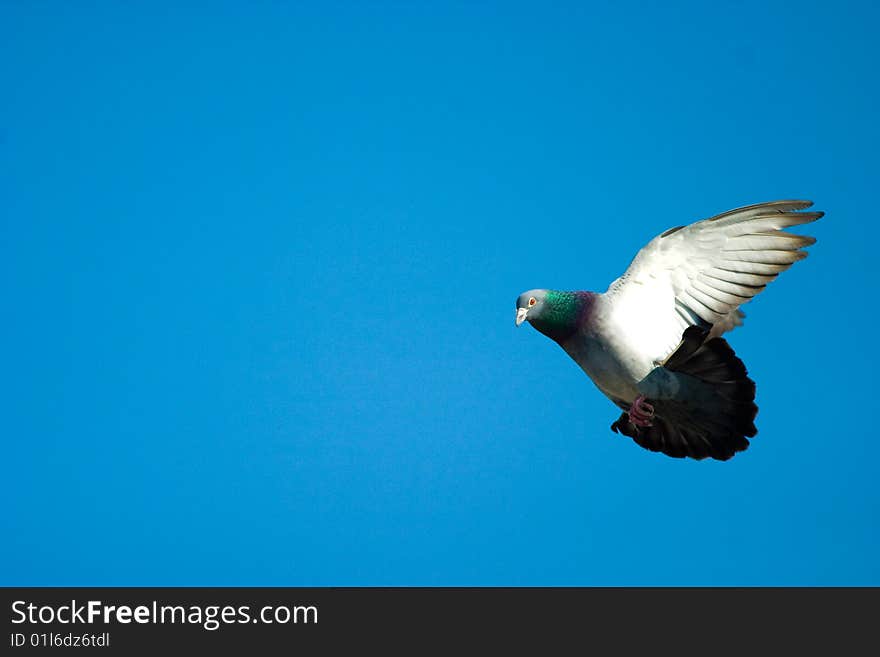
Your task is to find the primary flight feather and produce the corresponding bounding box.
[515,200,822,461]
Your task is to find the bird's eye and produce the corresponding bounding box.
[528,297,537,307]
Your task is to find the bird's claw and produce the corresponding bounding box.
[627,395,654,427]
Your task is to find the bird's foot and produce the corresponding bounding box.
[627,395,654,427]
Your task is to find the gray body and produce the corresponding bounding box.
[559,297,683,406]
[559,302,645,404]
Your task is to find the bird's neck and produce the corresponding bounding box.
[531,291,595,344]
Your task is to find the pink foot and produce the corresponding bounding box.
[628,395,654,427]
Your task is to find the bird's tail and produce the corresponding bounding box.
[611,326,758,461]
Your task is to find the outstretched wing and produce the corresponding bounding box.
[604,200,822,363]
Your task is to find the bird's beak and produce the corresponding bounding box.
[515,307,529,326]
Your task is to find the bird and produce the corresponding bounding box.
[514,200,822,461]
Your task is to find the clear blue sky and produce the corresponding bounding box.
[3,1,878,586]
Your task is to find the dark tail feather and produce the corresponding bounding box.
[611,327,758,461]
[661,325,710,370]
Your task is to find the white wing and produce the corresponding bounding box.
[603,200,822,364]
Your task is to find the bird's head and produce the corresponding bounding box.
[515,289,549,327]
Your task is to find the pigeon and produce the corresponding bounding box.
[515,200,822,461]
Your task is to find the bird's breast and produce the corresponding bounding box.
[560,332,645,403]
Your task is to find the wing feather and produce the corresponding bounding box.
[705,268,775,288]
[604,200,821,363]
[692,278,750,304]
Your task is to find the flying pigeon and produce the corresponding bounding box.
[515,200,822,461]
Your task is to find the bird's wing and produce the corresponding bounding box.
[603,200,822,363]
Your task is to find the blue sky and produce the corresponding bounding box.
[3,1,878,585]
